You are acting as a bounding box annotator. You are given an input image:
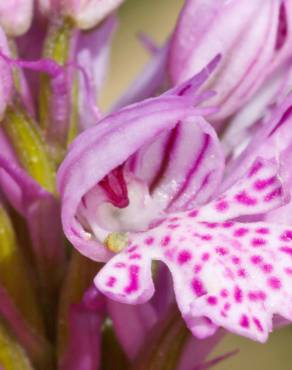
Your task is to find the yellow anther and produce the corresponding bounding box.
[104,232,128,253]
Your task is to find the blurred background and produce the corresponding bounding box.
[101,0,292,369]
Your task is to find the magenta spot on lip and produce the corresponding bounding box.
[248,291,266,301]
[201,252,210,261]
[234,228,249,237]
[201,222,218,229]
[128,246,138,253]
[256,227,269,234]
[220,289,228,298]
[280,230,292,241]
[234,286,243,303]
[106,276,116,288]
[280,246,292,255]
[262,264,273,274]
[252,238,266,247]
[285,267,292,275]
[71,227,81,237]
[178,250,192,264]
[235,191,257,206]
[253,317,264,332]
[216,247,228,256]
[201,234,212,241]
[194,264,202,273]
[251,255,262,264]
[191,278,206,297]
[215,200,229,212]
[264,187,282,202]
[207,296,217,305]
[232,256,241,265]
[248,161,263,177]
[129,253,141,260]
[238,268,246,278]
[240,315,250,328]
[114,262,126,268]
[224,303,231,311]
[168,224,179,229]
[222,221,234,228]
[254,176,276,191]
[268,276,281,290]
[188,210,199,218]
[124,265,139,294]
[161,235,171,247]
[145,237,154,245]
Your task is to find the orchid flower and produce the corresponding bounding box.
[59,54,292,344]
[168,0,292,123]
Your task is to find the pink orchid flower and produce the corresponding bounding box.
[168,0,292,123]
[58,57,292,344]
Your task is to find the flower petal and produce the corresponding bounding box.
[198,158,289,222]
[128,116,224,212]
[95,214,292,343]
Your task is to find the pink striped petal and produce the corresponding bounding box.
[58,60,222,262]
[169,0,290,122]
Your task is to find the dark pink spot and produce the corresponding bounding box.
[224,303,231,311]
[238,268,247,278]
[262,264,273,274]
[169,217,179,222]
[128,246,138,253]
[256,227,269,235]
[201,222,218,229]
[220,289,229,298]
[254,176,276,191]
[124,265,139,294]
[234,286,243,303]
[280,246,292,256]
[161,235,171,247]
[232,256,241,265]
[168,224,179,229]
[201,234,212,241]
[264,187,282,202]
[114,262,126,268]
[235,191,257,206]
[248,291,266,302]
[178,250,192,264]
[106,276,116,287]
[215,200,229,212]
[285,267,292,275]
[280,230,292,242]
[188,210,199,218]
[194,264,202,273]
[268,276,281,290]
[129,253,141,260]
[240,315,250,328]
[249,161,263,177]
[234,228,249,237]
[253,317,264,332]
[201,252,210,261]
[251,255,262,264]
[192,278,206,297]
[145,237,154,245]
[207,296,217,305]
[222,221,234,228]
[252,238,266,247]
[216,247,228,256]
